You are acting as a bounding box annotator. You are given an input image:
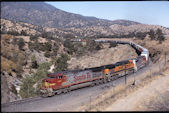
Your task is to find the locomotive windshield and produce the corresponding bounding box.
[58,76,63,79]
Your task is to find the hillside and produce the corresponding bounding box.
[1,18,169,39]
[1,2,140,29]
[68,44,137,70]
[1,19,74,39]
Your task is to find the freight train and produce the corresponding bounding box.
[40,40,149,97]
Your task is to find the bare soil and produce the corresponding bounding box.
[105,67,169,111]
[68,44,137,70]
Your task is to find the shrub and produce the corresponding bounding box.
[38,43,46,51]
[149,29,156,40]
[64,39,75,55]
[30,35,38,41]
[109,43,118,48]
[20,30,27,36]
[20,62,51,98]
[135,32,146,40]
[12,38,18,45]
[52,43,59,55]
[54,54,70,72]
[156,28,165,43]
[86,40,102,52]
[44,42,52,51]
[20,75,36,98]
[41,31,53,39]
[34,62,51,81]
[18,38,25,50]
[31,55,38,69]
[28,41,39,52]
[44,51,51,58]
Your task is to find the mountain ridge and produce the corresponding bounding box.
[1,2,169,38]
[1,2,141,29]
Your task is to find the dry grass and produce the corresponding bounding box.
[1,56,16,74]
[144,91,169,111]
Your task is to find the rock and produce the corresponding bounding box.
[11,72,17,77]
[31,50,50,64]
[1,71,22,103]
[48,64,55,73]
[1,72,10,104]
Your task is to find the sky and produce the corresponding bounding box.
[46,1,169,28]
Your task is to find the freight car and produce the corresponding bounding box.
[40,40,149,97]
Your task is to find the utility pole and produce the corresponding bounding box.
[165,52,167,66]
[125,65,127,84]
[150,68,152,77]
[89,94,91,111]
[158,60,161,73]
[133,71,136,85]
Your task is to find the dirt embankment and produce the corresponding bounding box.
[104,67,169,111]
[68,44,138,70]
[78,64,169,111]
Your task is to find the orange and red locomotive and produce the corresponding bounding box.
[40,59,137,97]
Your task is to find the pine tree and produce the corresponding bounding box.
[149,29,155,40]
[18,38,25,50]
[156,28,165,44]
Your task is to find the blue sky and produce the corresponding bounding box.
[46,1,169,28]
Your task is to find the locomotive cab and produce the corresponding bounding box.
[41,73,66,90]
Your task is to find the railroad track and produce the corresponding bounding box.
[2,59,152,107]
[1,96,42,107]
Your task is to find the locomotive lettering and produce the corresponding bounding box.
[73,71,91,82]
[74,74,86,82]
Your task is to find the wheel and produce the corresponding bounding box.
[107,78,111,82]
[68,88,71,92]
[56,89,62,95]
[96,80,100,85]
[46,88,54,97]
[41,93,48,98]
[63,88,70,93]
[90,82,95,87]
[103,79,107,83]
[99,80,103,84]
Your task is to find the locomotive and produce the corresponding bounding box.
[40,40,149,97]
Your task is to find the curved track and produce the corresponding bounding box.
[2,39,150,112]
